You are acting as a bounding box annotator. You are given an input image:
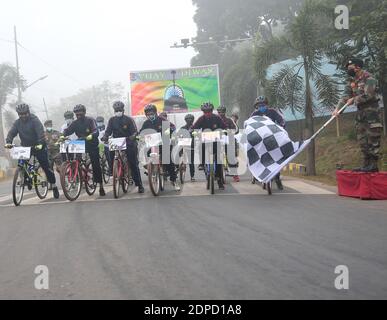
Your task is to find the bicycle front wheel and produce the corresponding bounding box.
[61,162,82,201]
[148,163,160,196]
[113,159,121,199]
[101,154,110,184]
[34,165,48,199]
[12,167,25,206]
[210,164,215,195]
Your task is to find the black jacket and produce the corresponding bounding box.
[63,116,99,147]
[6,114,46,147]
[192,114,227,131]
[140,116,176,133]
[103,115,138,146]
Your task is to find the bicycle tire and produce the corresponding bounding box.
[179,163,186,185]
[210,164,215,195]
[267,180,272,195]
[113,159,121,199]
[148,163,160,196]
[122,160,129,194]
[61,162,82,201]
[34,165,48,199]
[101,155,110,184]
[84,162,97,196]
[12,167,25,206]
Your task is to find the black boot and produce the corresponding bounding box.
[99,184,106,196]
[353,158,370,172]
[360,158,379,173]
[218,179,225,190]
[275,177,284,190]
[138,185,145,193]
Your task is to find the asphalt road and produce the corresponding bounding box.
[0,174,386,300]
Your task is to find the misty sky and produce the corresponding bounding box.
[0,0,197,112]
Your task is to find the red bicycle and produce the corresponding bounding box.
[59,139,97,201]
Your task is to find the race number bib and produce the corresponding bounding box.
[109,138,127,151]
[10,147,31,160]
[144,133,162,148]
[60,140,86,154]
[201,131,221,143]
[178,138,192,147]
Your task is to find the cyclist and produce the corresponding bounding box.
[180,114,196,182]
[217,105,240,182]
[102,101,144,193]
[139,104,180,191]
[62,104,106,196]
[5,103,59,199]
[96,116,111,175]
[192,102,227,190]
[251,96,285,190]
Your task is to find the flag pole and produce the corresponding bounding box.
[310,103,350,141]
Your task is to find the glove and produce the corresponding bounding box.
[4,144,13,149]
[192,131,198,137]
[35,144,43,151]
[57,135,66,142]
[86,134,93,141]
[164,128,171,136]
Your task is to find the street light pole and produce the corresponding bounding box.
[43,98,49,120]
[14,26,22,104]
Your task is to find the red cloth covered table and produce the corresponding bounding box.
[336,170,387,200]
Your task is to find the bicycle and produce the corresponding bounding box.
[109,138,133,199]
[201,131,224,195]
[6,145,48,206]
[59,139,97,201]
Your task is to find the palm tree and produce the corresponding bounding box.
[254,0,340,175]
[0,63,18,157]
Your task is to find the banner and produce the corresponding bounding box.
[130,65,220,116]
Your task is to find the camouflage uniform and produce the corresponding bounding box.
[338,70,383,169]
[45,128,62,172]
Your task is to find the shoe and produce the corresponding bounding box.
[99,186,106,197]
[191,177,196,182]
[138,185,145,193]
[218,180,225,190]
[53,187,60,199]
[198,164,204,171]
[275,179,284,190]
[172,181,181,191]
[233,176,240,182]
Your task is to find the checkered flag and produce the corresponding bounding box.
[244,116,312,183]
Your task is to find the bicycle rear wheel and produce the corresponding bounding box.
[101,154,110,184]
[148,163,160,196]
[266,180,272,195]
[84,162,97,196]
[122,161,129,194]
[61,162,82,201]
[34,165,48,199]
[12,167,25,206]
[179,163,186,185]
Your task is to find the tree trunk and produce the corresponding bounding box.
[0,106,6,158]
[304,62,316,176]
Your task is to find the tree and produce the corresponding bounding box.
[327,0,387,135]
[254,0,340,175]
[0,63,18,157]
[54,81,125,127]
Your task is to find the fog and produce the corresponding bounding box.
[0,0,197,110]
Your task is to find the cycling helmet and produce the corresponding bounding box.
[16,103,30,114]
[73,104,86,113]
[44,120,53,127]
[96,116,104,123]
[217,105,226,113]
[201,102,214,112]
[185,114,195,122]
[255,96,268,106]
[144,104,157,114]
[345,58,364,68]
[64,111,74,119]
[113,101,125,112]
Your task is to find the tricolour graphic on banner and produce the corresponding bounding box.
[130,65,220,116]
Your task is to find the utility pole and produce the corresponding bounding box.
[43,98,49,120]
[14,26,22,104]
